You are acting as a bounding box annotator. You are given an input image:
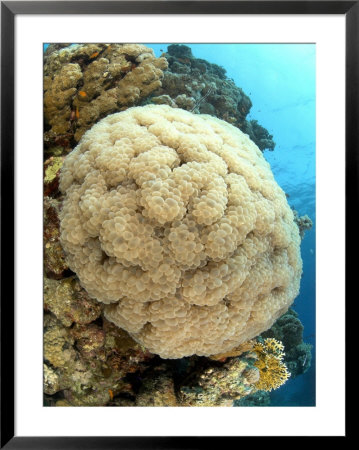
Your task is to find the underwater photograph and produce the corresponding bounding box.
[43,43,315,407]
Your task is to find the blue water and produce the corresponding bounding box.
[148,43,316,406]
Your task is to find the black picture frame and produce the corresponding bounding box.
[1,1,353,447]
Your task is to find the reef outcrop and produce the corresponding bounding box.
[150,44,275,151]
[43,43,275,156]
[44,43,168,145]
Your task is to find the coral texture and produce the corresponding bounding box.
[293,210,313,240]
[179,357,253,406]
[44,43,168,142]
[261,308,312,376]
[234,389,271,406]
[252,338,291,391]
[44,277,102,327]
[59,104,302,358]
[135,366,178,406]
[44,196,68,278]
[150,44,275,151]
[43,313,152,406]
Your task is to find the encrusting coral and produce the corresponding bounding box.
[44,43,168,143]
[59,104,302,359]
[44,276,102,327]
[43,313,153,406]
[44,196,68,278]
[179,357,255,406]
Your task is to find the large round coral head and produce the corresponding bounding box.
[59,104,302,358]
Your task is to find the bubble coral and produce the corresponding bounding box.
[252,338,291,391]
[59,104,302,358]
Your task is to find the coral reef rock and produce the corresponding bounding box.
[293,210,313,240]
[43,313,154,406]
[44,276,102,327]
[234,390,271,406]
[261,308,312,376]
[150,44,275,151]
[44,43,168,145]
[59,104,302,359]
[135,365,178,406]
[44,196,68,278]
[44,156,64,197]
[179,357,256,406]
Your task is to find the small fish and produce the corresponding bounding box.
[160,49,163,52]
[70,110,76,121]
[75,106,80,119]
[78,91,87,98]
[108,389,114,401]
[89,51,99,59]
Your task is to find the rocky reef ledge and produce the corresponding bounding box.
[150,44,275,152]
[44,43,275,159]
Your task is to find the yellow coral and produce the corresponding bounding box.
[44,157,63,184]
[253,338,290,391]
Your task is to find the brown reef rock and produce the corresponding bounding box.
[44,43,168,146]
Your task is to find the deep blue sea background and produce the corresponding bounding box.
[44,43,316,406]
[147,43,316,407]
